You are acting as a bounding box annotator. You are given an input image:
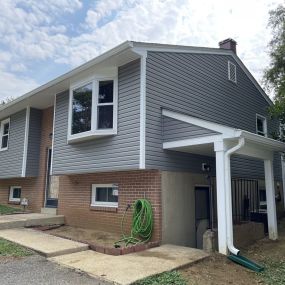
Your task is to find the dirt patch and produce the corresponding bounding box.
[180,219,285,285]
[43,225,121,247]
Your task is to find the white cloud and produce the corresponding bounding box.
[0,0,283,99]
[0,70,38,100]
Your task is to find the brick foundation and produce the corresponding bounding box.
[57,170,162,242]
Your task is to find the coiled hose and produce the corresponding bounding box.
[114,199,153,247]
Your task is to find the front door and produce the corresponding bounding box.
[45,148,58,208]
[195,186,210,249]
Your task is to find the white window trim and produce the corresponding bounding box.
[256,114,268,137]
[0,118,10,151]
[9,186,21,202]
[228,61,237,83]
[67,76,118,143]
[91,184,118,208]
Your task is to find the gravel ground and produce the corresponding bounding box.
[0,255,110,285]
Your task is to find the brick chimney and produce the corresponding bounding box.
[219,38,237,54]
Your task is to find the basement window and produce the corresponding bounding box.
[68,77,117,143]
[0,118,10,151]
[256,114,267,137]
[228,61,237,83]
[9,186,21,203]
[91,184,118,208]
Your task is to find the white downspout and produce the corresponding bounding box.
[225,137,245,255]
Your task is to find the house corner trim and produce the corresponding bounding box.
[139,52,147,169]
[21,106,30,177]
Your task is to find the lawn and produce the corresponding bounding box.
[258,258,285,285]
[0,238,33,257]
[134,271,187,285]
[0,204,21,215]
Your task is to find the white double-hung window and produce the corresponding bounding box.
[91,184,119,208]
[0,118,10,151]
[68,77,117,142]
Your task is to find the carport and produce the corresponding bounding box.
[162,109,285,255]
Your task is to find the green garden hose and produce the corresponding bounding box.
[114,199,153,247]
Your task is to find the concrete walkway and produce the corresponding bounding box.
[0,213,64,229]
[0,228,89,257]
[50,244,209,285]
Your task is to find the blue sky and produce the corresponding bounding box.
[0,0,283,100]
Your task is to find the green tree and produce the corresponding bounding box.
[264,5,285,139]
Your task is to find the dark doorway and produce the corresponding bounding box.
[45,148,58,208]
[195,186,210,249]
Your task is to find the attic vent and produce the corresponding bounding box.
[228,61,237,83]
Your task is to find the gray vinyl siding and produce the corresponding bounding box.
[231,154,282,181]
[163,116,218,142]
[0,109,26,179]
[25,108,42,177]
[146,51,282,178]
[52,59,141,175]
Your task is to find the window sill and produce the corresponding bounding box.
[90,205,118,212]
[8,200,20,205]
[67,129,117,144]
[0,148,8,152]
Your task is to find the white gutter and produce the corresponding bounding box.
[225,137,245,255]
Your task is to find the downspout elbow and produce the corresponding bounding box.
[225,137,245,255]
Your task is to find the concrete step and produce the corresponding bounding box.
[0,213,65,230]
[0,228,89,257]
[41,208,57,215]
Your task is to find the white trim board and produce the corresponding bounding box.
[138,53,147,169]
[21,106,30,177]
[50,94,56,175]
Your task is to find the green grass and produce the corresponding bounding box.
[134,271,187,285]
[258,259,285,285]
[0,204,21,215]
[0,238,33,257]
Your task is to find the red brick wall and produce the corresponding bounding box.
[0,107,53,212]
[57,170,162,242]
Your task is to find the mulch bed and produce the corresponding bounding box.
[30,225,160,256]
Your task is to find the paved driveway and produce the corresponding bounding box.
[0,255,110,285]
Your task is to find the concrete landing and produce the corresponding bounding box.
[0,213,64,229]
[50,244,209,285]
[0,228,89,257]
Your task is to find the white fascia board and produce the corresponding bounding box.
[240,131,285,151]
[235,143,273,161]
[162,109,236,136]
[132,42,234,56]
[21,106,30,177]
[163,134,223,149]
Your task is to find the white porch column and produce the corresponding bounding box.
[264,159,278,240]
[214,141,228,255]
